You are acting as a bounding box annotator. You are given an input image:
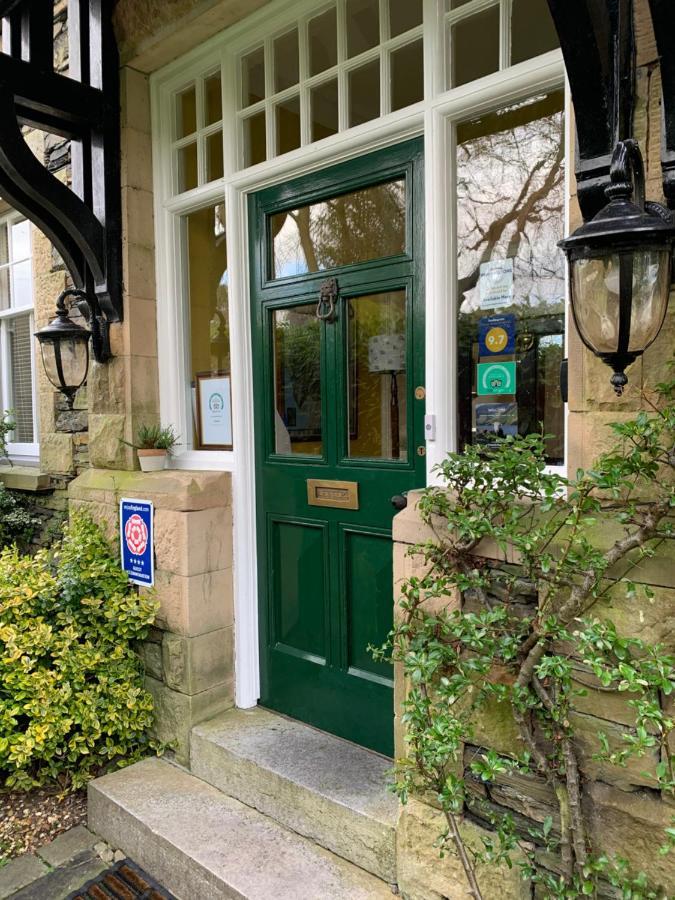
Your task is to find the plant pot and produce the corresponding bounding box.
[137,449,167,472]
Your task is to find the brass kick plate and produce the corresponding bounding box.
[307,479,359,510]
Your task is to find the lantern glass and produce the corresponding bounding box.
[40,335,89,393]
[571,248,671,354]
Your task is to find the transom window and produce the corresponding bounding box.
[445,0,559,88]
[237,0,424,167]
[173,70,224,193]
[0,214,37,457]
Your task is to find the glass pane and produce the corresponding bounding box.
[8,314,34,443]
[186,204,230,449]
[10,259,32,308]
[273,306,322,455]
[244,112,266,167]
[311,79,339,141]
[177,142,198,192]
[274,28,299,93]
[511,0,559,65]
[346,0,380,58]
[204,73,222,125]
[389,0,423,37]
[448,0,474,7]
[11,219,30,261]
[271,178,405,278]
[349,59,380,127]
[241,46,265,108]
[206,131,224,181]
[308,7,337,76]
[348,292,407,461]
[391,39,424,111]
[450,5,500,88]
[276,95,301,155]
[176,85,197,137]
[455,92,565,465]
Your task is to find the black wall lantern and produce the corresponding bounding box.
[35,288,112,408]
[546,0,675,396]
[559,140,675,395]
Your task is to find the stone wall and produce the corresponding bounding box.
[69,469,234,764]
[392,493,675,900]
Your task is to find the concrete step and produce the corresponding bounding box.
[88,757,394,900]
[190,707,398,883]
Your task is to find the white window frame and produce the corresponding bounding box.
[151,0,566,708]
[0,212,39,463]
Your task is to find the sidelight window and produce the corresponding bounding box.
[0,214,37,459]
[455,91,566,465]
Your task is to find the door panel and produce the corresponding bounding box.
[343,527,395,681]
[271,518,327,661]
[251,140,424,756]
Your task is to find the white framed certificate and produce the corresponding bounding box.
[195,372,233,450]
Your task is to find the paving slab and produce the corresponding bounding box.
[191,707,398,882]
[10,851,106,900]
[36,825,98,868]
[0,854,49,899]
[88,757,394,900]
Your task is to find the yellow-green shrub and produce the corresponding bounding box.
[0,512,159,790]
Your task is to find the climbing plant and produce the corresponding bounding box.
[378,375,674,898]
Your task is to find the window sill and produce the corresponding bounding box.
[0,465,51,492]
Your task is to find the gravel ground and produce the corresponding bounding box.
[0,787,87,862]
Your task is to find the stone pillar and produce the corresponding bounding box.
[69,468,234,763]
[88,65,160,471]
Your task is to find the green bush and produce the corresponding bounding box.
[0,484,42,551]
[0,512,159,790]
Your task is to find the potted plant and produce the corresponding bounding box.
[124,423,179,472]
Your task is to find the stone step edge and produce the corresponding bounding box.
[190,725,397,884]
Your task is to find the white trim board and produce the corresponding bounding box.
[150,0,567,709]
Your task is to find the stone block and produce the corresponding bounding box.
[122,186,154,250]
[144,675,233,764]
[89,355,127,415]
[120,67,151,133]
[569,710,660,791]
[396,798,530,900]
[55,408,88,433]
[161,626,233,694]
[121,127,154,193]
[149,568,233,636]
[113,297,158,359]
[0,854,48,899]
[583,781,675,893]
[0,467,50,491]
[88,414,128,469]
[592,583,675,646]
[127,356,160,420]
[10,852,106,900]
[122,241,156,302]
[68,467,231,511]
[139,639,163,681]
[40,432,74,475]
[154,506,233,576]
[468,693,525,760]
[68,499,119,548]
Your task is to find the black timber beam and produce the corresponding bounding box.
[0,0,122,321]
[546,0,635,221]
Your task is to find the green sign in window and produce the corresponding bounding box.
[477,361,516,396]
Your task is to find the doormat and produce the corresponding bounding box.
[66,859,176,900]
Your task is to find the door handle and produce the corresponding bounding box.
[391,494,407,511]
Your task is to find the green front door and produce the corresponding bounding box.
[250,140,425,756]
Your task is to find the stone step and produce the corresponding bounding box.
[88,757,394,900]
[190,707,398,883]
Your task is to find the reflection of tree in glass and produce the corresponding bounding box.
[456,95,565,316]
[272,180,405,278]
